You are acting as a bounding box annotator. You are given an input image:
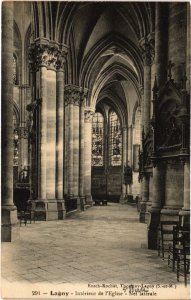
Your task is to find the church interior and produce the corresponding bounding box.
[1,1,190,290]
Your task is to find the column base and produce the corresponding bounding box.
[147,208,161,250]
[1,206,20,242]
[31,199,64,221]
[57,199,66,220]
[85,195,93,206]
[79,196,86,211]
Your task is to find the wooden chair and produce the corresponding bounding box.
[168,225,190,272]
[157,221,179,259]
[176,232,190,286]
[17,201,33,226]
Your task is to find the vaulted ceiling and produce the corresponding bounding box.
[31,2,155,123]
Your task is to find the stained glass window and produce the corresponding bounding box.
[13,112,19,166]
[92,112,104,166]
[13,55,17,85]
[109,111,122,166]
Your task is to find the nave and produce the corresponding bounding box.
[2,203,187,298]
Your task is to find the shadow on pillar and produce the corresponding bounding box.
[1,206,20,242]
[147,209,161,250]
[57,200,66,219]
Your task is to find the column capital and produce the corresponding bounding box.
[29,38,68,72]
[64,85,82,106]
[84,107,95,123]
[139,34,155,66]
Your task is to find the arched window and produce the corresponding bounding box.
[109,111,122,166]
[92,112,104,166]
[13,54,17,85]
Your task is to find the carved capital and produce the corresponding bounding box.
[64,85,82,106]
[84,107,95,123]
[29,39,68,71]
[139,35,155,66]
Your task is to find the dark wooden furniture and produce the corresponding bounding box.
[168,225,190,271]
[14,187,33,226]
[157,221,179,259]
[177,234,190,286]
[18,201,33,226]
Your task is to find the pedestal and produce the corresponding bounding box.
[57,199,66,219]
[32,199,62,221]
[85,195,93,206]
[1,207,20,242]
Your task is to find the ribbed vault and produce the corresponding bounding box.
[31,2,154,124]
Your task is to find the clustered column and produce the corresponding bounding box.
[84,107,95,205]
[56,47,67,218]
[155,2,168,87]
[64,85,86,209]
[121,127,128,202]
[139,36,154,222]
[2,1,20,241]
[79,89,88,208]
[29,39,67,220]
[127,125,133,195]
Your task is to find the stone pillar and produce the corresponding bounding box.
[2,1,20,241]
[64,85,82,207]
[29,39,64,220]
[155,3,168,87]
[56,47,67,219]
[84,107,94,205]
[19,85,30,169]
[168,3,187,83]
[139,86,144,132]
[73,99,80,204]
[39,67,48,199]
[64,104,69,195]
[79,89,88,210]
[140,36,154,135]
[68,99,74,196]
[46,68,56,200]
[148,163,165,249]
[56,58,64,199]
[139,36,154,222]
[179,159,190,225]
[121,127,128,202]
[128,125,133,195]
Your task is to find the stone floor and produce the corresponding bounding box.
[1,203,189,299]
